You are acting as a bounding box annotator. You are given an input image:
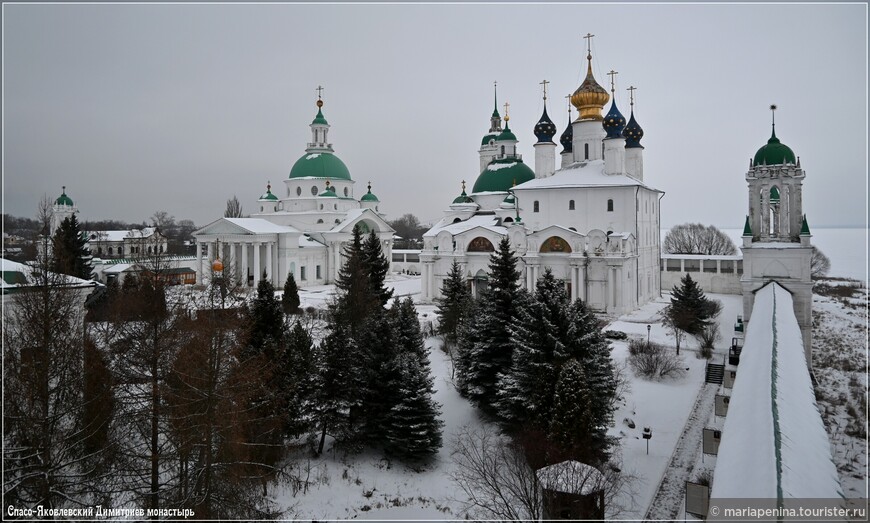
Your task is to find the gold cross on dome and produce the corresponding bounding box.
[461,180,466,192]
[607,70,618,93]
[316,85,324,99]
[503,101,510,119]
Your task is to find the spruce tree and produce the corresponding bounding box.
[245,275,285,360]
[463,237,523,412]
[280,320,318,438]
[50,214,93,279]
[384,353,443,460]
[668,273,720,337]
[548,359,601,463]
[454,299,480,395]
[315,325,364,454]
[435,260,472,347]
[395,297,427,363]
[282,272,301,314]
[362,229,393,306]
[496,269,569,426]
[356,308,400,442]
[331,225,378,334]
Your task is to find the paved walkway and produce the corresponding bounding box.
[644,382,717,520]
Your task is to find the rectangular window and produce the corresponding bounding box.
[406,253,420,262]
[703,260,717,273]
[533,201,540,213]
[720,260,734,273]
[736,260,743,275]
[316,265,322,279]
[666,259,682,272]
[300,266,307,281]
[685,259,700,272]
[392,253,404,262]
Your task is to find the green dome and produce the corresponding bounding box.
[312,108,328,125]
[289,152,352,180]
[753,129,795,166]
[496,124,517,142]
[318,185,337,198]
[481,133,498,146]
[452,191,474,204]
[472,158,535,193]
[361,190,379,202]
[259,184,278,201]
[56,191,74,206]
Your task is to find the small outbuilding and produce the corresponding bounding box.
[537,460,606,520]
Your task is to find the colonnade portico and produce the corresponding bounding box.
[195,236,279,287]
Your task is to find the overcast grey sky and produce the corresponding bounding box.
[3,2,867,229]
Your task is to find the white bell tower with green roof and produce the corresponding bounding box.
[740,106,814,368]
[51,186,78,236]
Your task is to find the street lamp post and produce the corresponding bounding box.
[647,324,651,347]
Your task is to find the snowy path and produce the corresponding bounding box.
[644,382,717,521]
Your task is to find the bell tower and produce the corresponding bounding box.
[740,106,814,367]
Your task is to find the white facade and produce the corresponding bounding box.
[421,52,662,314]
[193,100,394,290]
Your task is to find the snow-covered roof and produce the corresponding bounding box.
[660,253,743,261]
[512,159,660,191]
[424,214,508,238]
[537,461,605,495]
[86,228,158,242]
[746,242,806,249]
[1,258,101,293]
[710,282,841,501]
[223,218,300,235]
[102,263,137,274]
[299,235,325,248]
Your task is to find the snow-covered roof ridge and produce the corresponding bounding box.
[710,282,842,503]
[86,228,158,242]
[513,159,661,191]
[424,215,507,238]
[223,218,301,234]
[1,258,101,291]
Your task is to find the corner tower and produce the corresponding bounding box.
[740,106,813,367]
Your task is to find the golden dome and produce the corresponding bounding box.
[212,258,224,273]
[571,53,609,121]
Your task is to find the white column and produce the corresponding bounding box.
[241,242,249,286]
[254,242,261,285]
[570,266,578,301]
[195,241,203,284]
[228,241,236,282]
[266,241,273,283]
[761,183,770,238]
[578,265,586,302]
[207,241,214,262]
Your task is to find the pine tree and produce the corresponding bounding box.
[436,260,472,347]
[280,320,318,438]
[667,273,721,348]
[332,225,378,334]
[50,214,93,279]
[496,269,569,426]
[463,237,523,412]
[362,229,393,306]
[563,299,617,459]
[548,359,601,463]
[282,272,301,314]
[245,275,285,360]
[384,353,443,460]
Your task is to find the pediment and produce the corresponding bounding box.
[195,219,257,236]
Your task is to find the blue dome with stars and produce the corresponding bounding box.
[559,119,573,153]
[602,99,627,138]
[623,109,644,148]
[533,107,557,143]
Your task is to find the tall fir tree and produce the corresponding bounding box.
[315,325,365,454]
[362,229,393,306]
[50,214,93,279]
[245,275,285,360]
[282,272,301,314]
[384,353,443,460]
[279,320,318,438]
[462,237,523,412]
[547,359,602,463]
[496,269,570,426]
[435,260,472,347]
[668,273,720,337]
[356,308,401,442]
[331,225,379,334]
[395,297,427,363]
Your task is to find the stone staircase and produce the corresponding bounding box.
[705,362,725,384]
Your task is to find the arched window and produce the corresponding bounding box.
[260,206,264,212]
[501,145,505,155]
[147,246,152,254]
[607,199,614,212]
[317,219,324,224]
[533,201,540,213]
[97,247,103,255]
[453,217,462,223]
[468,237,495,252]
[344,187,349,197]
[311,186,318,195]
[569,200,575,210]
[503,217,513,223]
[584,143,589,160]
[335,219,341,224]
[296,187,302,196]
[320,204,324,210]
[333,204,337,210]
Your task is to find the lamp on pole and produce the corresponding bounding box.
[647,324,651,347]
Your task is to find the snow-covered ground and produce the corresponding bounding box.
[266,275,750,519]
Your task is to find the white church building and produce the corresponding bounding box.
[193,96,394,289]
[420,43,663,314]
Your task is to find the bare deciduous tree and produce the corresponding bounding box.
[811,245,831,279]
[225,196,243,218]
[663,223,737,255]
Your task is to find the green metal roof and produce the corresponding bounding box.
[472,158,535,193]
[452,191,474,204]
[289,152,352,180]
[743,215,753,236]
[360,190,379,202]
[56,191,74,206]
[259,186,278,201]
[753,129,796,167]
[770,186,780,203]
[318,185,337,198]
[481,133,497,146]
[496,125,517,142]
[312,108,328,125]
[800,215,811,235]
